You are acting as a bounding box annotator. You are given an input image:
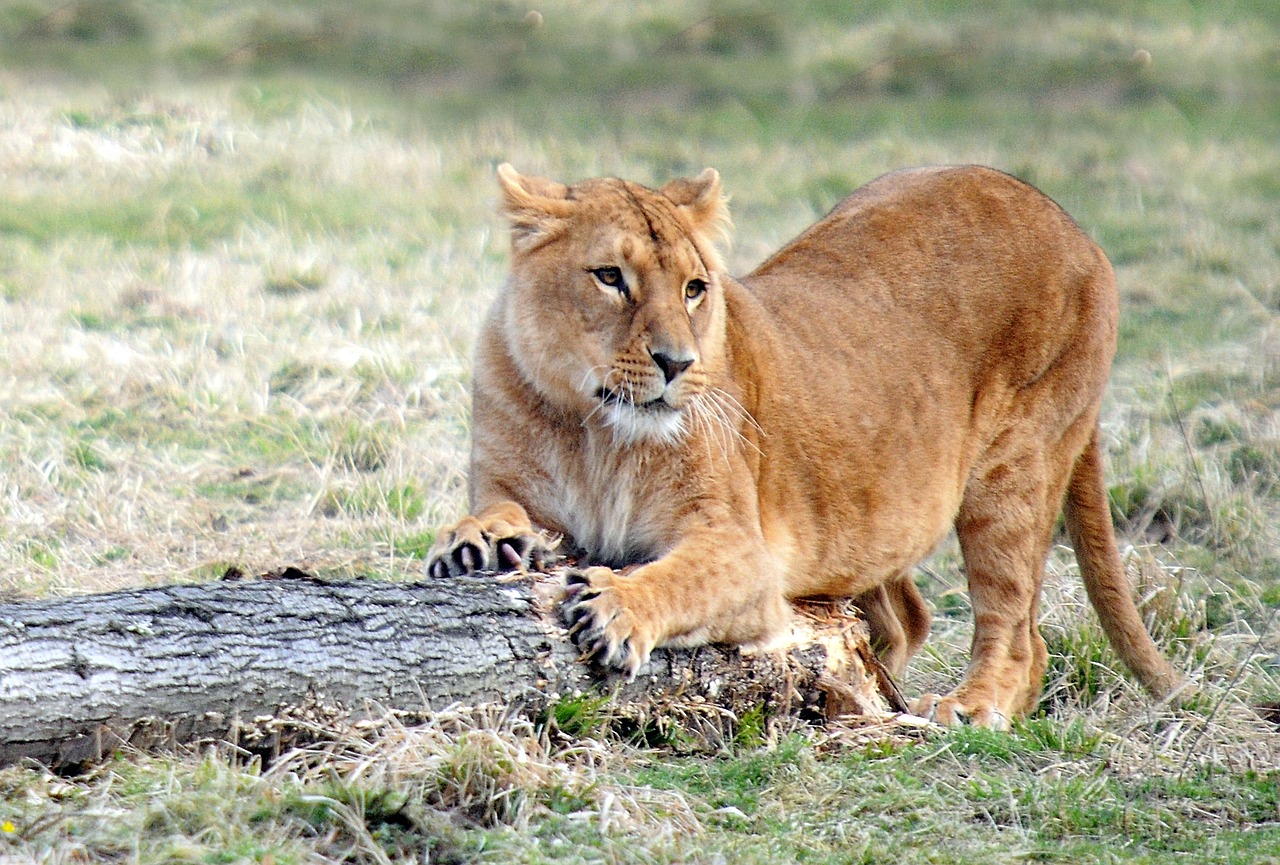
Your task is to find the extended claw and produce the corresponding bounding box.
[456,542,483,574]
[498,541,523,569]
[558,568,649,679]
[426,519,559,579]
[563,597,598,638]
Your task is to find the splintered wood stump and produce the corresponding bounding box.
[0,568,903,768]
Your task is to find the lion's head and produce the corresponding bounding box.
[494,164,732,445]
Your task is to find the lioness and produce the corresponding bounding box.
[428,163,1181,728]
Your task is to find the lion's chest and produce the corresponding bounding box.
[536,442,672,568]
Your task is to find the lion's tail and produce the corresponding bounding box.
[1063,426,1183,699]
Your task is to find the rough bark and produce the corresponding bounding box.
[0,569,900,769]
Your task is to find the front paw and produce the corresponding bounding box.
[561,567,654,678]
[426,516,558,579]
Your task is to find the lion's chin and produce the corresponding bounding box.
[598,399,686,446]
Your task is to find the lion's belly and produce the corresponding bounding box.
[771,486,960,599]
[754,391,972,599]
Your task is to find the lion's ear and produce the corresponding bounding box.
[496,163,575,253]
[661,168,731,247]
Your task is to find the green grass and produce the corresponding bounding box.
[624,725,1280,863]
[11,721,1275,864]
[1,0,1279,862]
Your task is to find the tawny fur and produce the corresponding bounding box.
[427,164,1182,728]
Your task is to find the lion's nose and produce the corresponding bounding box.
[650,350,694,384]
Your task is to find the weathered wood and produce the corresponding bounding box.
[0,569,897,768]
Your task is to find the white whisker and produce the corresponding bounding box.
[577,363,612,397]
[582,399,606,425]
[689,398,718,466]
[700,387,764,458]
[709,385,764,437]
[711,397,739,461]
[694,396,727,463]
[581,366,620,427]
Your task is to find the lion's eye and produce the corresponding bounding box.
[590,267,627,293]
[685,279,708,301]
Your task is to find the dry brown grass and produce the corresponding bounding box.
[0,82,487,597]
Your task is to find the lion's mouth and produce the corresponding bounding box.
[592,386,688,445]
[595,388,676,413]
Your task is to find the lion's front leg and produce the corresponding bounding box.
[561,535,790,677]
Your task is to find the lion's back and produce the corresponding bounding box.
[742,165,1116,391]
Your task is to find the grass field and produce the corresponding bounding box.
[1,1,1279,862]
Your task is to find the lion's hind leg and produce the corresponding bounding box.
[913,425,1088,729]
[855,572,931,678]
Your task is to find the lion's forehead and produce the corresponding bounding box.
[614,231,701,275]
[573,182,705,275]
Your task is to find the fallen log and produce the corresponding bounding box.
[0,568,902,769]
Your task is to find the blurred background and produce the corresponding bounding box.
[3,1,1277,343]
